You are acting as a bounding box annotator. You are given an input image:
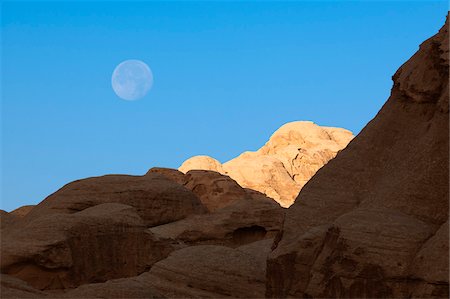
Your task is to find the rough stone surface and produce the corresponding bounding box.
[179,155,224,174]
[0,210,17,230]
[1,203,175,290]
[179,122,353,207]
[145,239,273,298]
[266,17,449,298]
[0,274,48,298]
[145,167,187,186]
[150,196,284,247]
[57,274,164,298]
[10,205,35,218]
[183,170,253,212]
[24,173,206,227]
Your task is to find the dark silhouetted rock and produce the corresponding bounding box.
[266,16,449,298]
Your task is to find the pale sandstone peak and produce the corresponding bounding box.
[179,121,354,207]
[179,155,224,174]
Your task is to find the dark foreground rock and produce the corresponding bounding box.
[266,16,449,298]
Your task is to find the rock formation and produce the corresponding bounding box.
[179,121,353,207]
[24,173,206,227]
[1,168,284,297]
[1,15,448,299]
[1,203,176,290]
[144,239,273,298]
[266,16,449,298]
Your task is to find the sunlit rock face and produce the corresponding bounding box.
[266,16,449,298]
[179,121,353,207]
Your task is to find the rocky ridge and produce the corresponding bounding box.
[179,121,354,207]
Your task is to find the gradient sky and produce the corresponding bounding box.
[1,1,448,211]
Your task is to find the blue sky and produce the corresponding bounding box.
[1,1,448,211]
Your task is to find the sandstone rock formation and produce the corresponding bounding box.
[150,196,283,247]
[266,16,449,298]
[0,210,17,230]
[1,274,48,298]
[10,205,34,218]
[144,239,273,298]
[179,155,224,174]
[1,167,284,297]
[183,170,255,212]
[24,173,206,227]
[1,203,175,290]
[179,121,353,207]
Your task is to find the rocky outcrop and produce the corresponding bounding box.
[151,196,283,247]
[1,165,284,296]
[183,170,254,212]
[266,16,449,298]
[24,173,206,227]
[145,239,273,298]
[146,167,187,186]
[0,210,17,230]
[179,155,224,174]
[147,169,284,247]
[10,205,35,218]
[179,121,353,207]
[1,203,175,290]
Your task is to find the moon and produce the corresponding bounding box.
[111,60,153,101]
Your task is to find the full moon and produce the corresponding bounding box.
[111,59,153,101]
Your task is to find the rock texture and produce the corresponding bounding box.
[151,196,283,247]
[179,155,224,174]
[1,164,284,297]
[10,205,35,218]
[179,121,353,207]
[24,173,206,227]
[1,274,48,298]
[266,17,449,298]
[145,239,273,298]
[1,203,175,290]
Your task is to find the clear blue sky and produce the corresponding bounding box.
[1,1,448,211]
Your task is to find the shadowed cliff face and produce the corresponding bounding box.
[266,16,449,298]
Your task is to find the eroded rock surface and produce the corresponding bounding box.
[24,173,206,227]
[1,203,175,290]
[179,122,353,207]
[145,239,273,298]
[266,17,449,298]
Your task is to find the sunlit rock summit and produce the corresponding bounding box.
[180,121,354,207]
